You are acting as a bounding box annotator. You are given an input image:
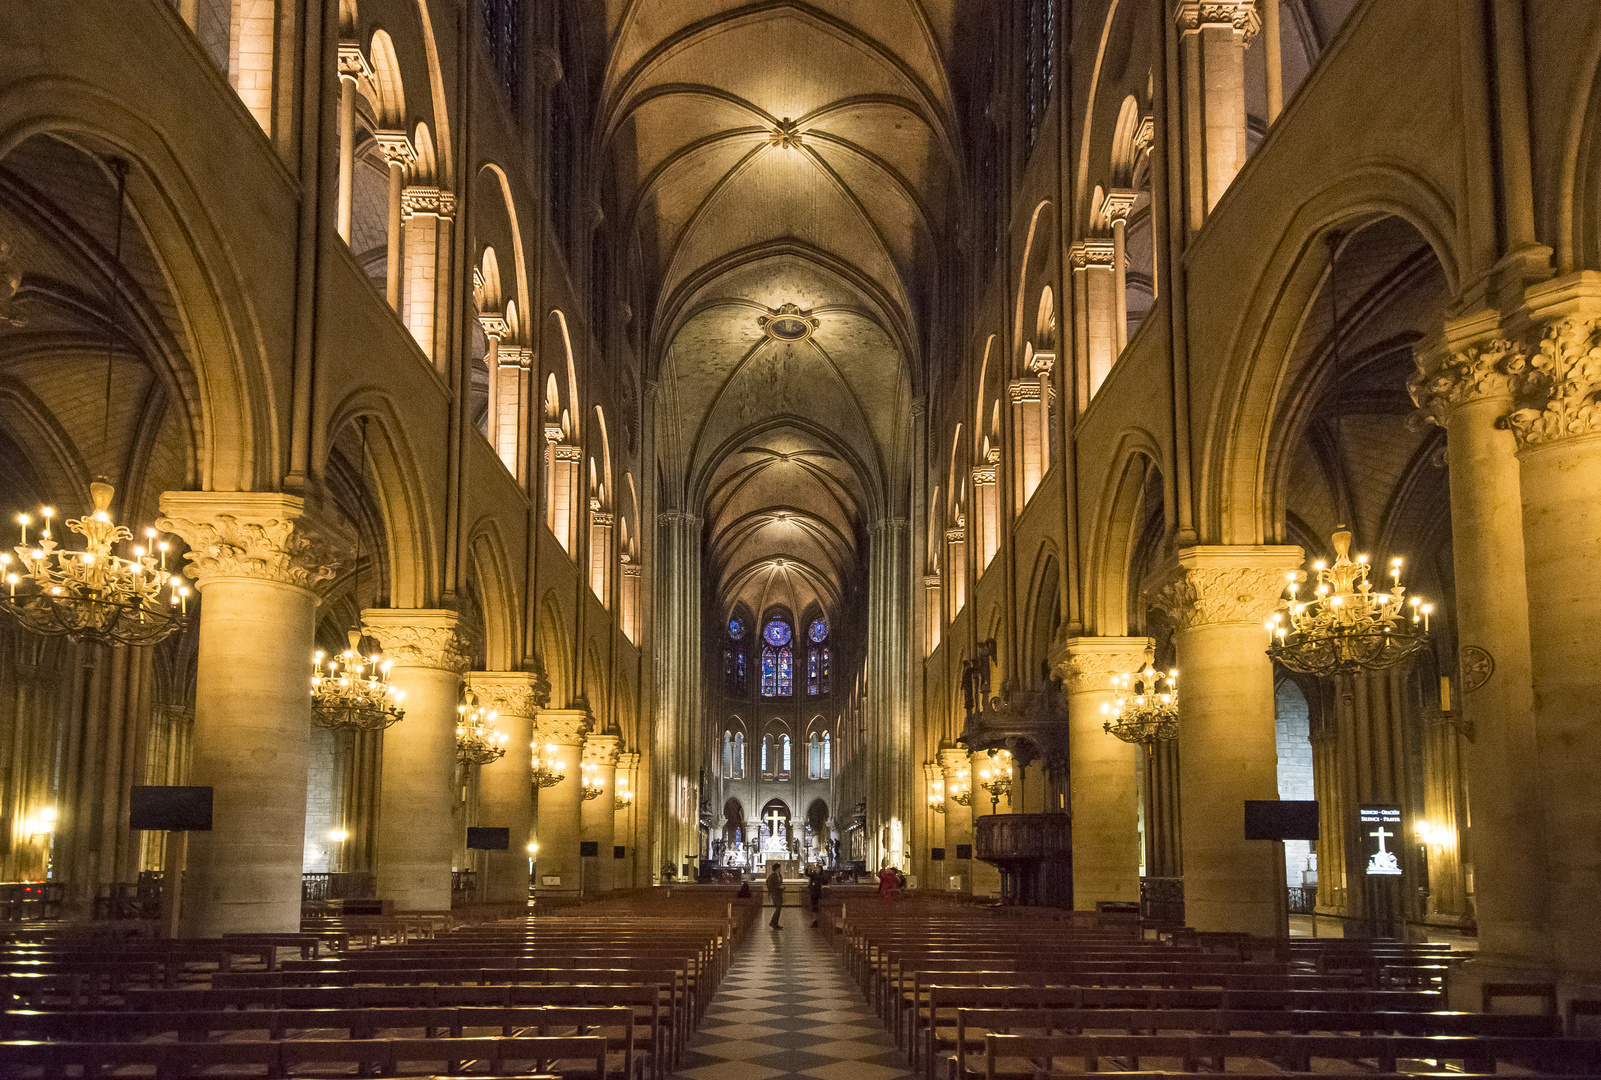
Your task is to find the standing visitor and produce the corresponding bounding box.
[766,864,785,928]
[807,863,826,927]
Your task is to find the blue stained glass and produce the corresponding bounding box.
[729,618,744,640]
[777,646,793,696]
[808,617,828,643]
[761,647,777,696]
[763,618,792,647]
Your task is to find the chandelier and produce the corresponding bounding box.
[532,742,565,788]
[580,761,605,802]
[1102,646,1179,747]
[310,419,405,731]
[310,629,404,731]
[1267,528,1432,677]
[0,483,191,647]
[456,689,507,766]
[614,775,633,811]
[978,749,1013,814]
[927,774,946,814]
[0,161,191,649]
[949,764,972,807]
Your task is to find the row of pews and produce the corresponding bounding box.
[0,887,757,1077]
[833,896,1601,1079]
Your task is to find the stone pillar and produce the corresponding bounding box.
[614,750,640,888]
[1174,0,1260,234]
[651,510,701,880]
[478,315,508,449]
[580,733,620,895]
[1152,545,1302,935]
[938,746,972,892]
[1102,190,1139,354]
[374,132,414,311]
[1504,300,1601,990]
[401,187,453,362]
[968,749,1003,897]
[1420,708,1470,922]
[1058,637,1150,910]
[471,670,547,906]
[921,761,946,888]
[1070,239,1118,400]
[157,493,331,935]
[533,709,590,900]
[1411,326,1549,969]
[362,610,468,912]
[1262,0,1284,123]
[335,45,369,243]
[866,517,911,872]
[1310,706,1347,916]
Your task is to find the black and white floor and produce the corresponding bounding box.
[673,905,912,1079]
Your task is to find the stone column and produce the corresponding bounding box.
[335,45,369,243]
[866,517,911,871]
[471,670,547,906]
[400,187,453,362]
[614,750,640,888]
[1174,0,1260,234]
[374,132,414,311]
[922,761,946,888]
[651,510,701,880]
[1070,239,1118,399]
[1504,301,1601,989]
[968,749,1003,897]
[580,733,620,895]
[478,315,508,450]
[1058,637,1150,910]
[361,609,468,912]
[938,746,972,892]
[1309,707,1347,916]
[1411,327,1549,969]
[158,493,331,935]
[1152,545,1302,935]
[1420,708,1469,922]
[533,708,590,900]
[1102,190,1139,354]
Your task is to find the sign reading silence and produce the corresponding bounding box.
[1359,805,1403,876]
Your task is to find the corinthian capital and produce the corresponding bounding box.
[1149,546,1302,631]
[360,609,471,672]
[1175,0,1262,41]
[157,492,336,592]
[1054,637,1153,694]
[1409,337,1524,427]
[582,732,621,768]
[534,707,591,747]
[469,670,549,717]
[1504,316,1601,449]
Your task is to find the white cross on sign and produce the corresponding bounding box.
[1369,825,1393,854]
[765,808,786,842]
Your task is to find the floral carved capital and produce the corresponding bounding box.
[361,610,471,673]
[1408,337,1524,427]
[157,493,336,592]
[1174,0,1261,41]
[1505,316,1601,449]
[1055,638,1152,694]
[533,708,591,747]
[1149,548,1301,631]
[469,670,549,717]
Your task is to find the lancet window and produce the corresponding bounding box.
[761,618,793,697]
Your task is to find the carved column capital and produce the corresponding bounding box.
[374,130,416,169]
[157,492,336,593]
[1069,238,1116,269]
[582,732,621,768]
[337,42,374,82]
[1175,0,1262,42]
[468,670,549,716]
[1101,188,1139,224]
[534,707,592,747]
[1053,636,1153,694]
[1149,546,1303,631]
[936,746,971,774]
[1505,316,1601,450]
[360,609,471,672]
[401,186,456,219]
[1409,336,1524,427]
[478,314,510,340]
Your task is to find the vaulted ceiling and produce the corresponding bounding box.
[599,0,960,622]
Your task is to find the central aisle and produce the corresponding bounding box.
[674,913,913,1079]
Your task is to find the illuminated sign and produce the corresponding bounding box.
[1358,805,1403,876]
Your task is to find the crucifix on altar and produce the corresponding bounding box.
[764,807,787,846]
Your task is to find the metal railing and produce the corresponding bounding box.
[1287,885,1317,914]
[301,872,375,902]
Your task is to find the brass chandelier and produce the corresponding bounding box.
[978,748,1013,814]
[1263,234,1431,678]
[310,418,404,731]
[0,159,191,648]
[1101,646,1178,747]
[532,742,565,788]
[1266,528,1431,677]
[456,688,508,766]
[579,761,605,802]
[311,628,404,731]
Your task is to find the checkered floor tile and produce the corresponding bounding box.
[674,906,910,1079]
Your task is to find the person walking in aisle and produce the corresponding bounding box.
[766,864,785,929]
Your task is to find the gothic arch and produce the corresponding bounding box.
[467,518,520,670]
[1200,165,1463,546]
[535,591,572,706]
[1086,432,1165,636]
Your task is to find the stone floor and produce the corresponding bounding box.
[673,904,912,1080]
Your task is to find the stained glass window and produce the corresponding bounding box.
[729,618,744,640]
[821,646,830,695]
[761,619,793,696]
[808,617,827,643]
[808,732,822,779]
[780,734,791,773]
[761,647,777,696]
[821,731,831,778]
[735,652,747,694]
[777,646,793,696]
[763,618,792,647]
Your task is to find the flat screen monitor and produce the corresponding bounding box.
[130,786,213,832]
[466,827,511,850]
[1243,799,1319,841]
